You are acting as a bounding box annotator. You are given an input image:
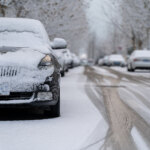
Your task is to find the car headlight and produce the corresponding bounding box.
[39,55,52,67]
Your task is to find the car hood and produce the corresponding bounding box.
[0,47,46,69]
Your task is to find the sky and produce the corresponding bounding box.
[86,0,120,41]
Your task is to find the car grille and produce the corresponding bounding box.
[0,66,21,77]
[0,92,33,100]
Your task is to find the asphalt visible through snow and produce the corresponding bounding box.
[84,66,150,150]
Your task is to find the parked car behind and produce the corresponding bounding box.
[103,56,109,66]
[71,53,80,67]
[51,38,68,77]
[63,49,73,69]
[0,18,61,117]
[107,54,126,67]
[127,50,150,72]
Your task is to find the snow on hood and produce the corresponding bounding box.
[0,48,46,69]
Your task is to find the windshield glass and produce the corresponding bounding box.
[0,31,45,49]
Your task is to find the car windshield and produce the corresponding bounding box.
[0,30,45,50]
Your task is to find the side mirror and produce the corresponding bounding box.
[51,38,67,49]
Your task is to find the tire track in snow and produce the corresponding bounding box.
[84,66,150,150]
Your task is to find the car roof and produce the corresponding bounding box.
[133,50,150,57]
[0,17,49,42]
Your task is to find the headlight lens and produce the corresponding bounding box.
[39,55,52,67]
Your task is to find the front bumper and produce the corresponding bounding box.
[0,100,56,109]
[0,91,57,107]
[0,66,57,106]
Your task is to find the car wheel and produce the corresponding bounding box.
[127,65,131,71]
[66,68,69,72]
[131,68,135,72]
[61,71,65,77]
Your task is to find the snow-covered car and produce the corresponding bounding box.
[51,38,68,77]
[0,18,61,117]
[63,49,73,69]
[107,54,126,67]
[71,53,80,67]
[103,56,109,66]
[127,50,150,72]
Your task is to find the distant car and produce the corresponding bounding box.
[51,38,68,77]
[107,54,126,67]
[103,56,109,66]
[87,59,95,66]
[0,18,61,117]
[71,53,80,67]
[127,50,150,72]
[81,59,87,66]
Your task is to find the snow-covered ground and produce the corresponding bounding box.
[92,66,150,149]
[0,67,105,150]
[132,127,149,150]
[94,66,150,125]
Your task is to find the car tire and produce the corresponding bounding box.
[61,71,65,77]
[131,68,135,72]
[66,68,69,72]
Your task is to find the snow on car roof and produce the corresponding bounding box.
[132,50,150,57]
[51,38,67,49]
[0,17,49,42]
[109,54,125,61]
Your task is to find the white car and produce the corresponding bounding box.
[0,18,61,117]
[51,38,68,76]
[127,50,150,71]
[107,54,126,67]
[63,49,73,69]
[71,53,80,67]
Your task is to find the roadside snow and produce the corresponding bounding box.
[0,67,103,150]
[131,127,149,150]
[0,48,45,69]
[80,119,108,150]
[119,87,150,124]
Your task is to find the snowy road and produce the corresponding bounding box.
[85,66,150,150]
[0,66,150,150]
[0,67,103,150]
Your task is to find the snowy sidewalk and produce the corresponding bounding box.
[0,67,103,150]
